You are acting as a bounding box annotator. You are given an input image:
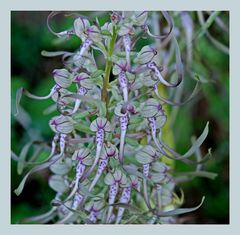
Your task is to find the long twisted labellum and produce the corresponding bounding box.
[106,183,119,223]
[68,86,87,115]
[145,11,173,43]
[65,163,85,201]
[115,186,131,224]
[14,133,67,196]
[47,11,73,38]
[119,115,128,164]
[88,158,108,192]
[15,85,61,116]
[118,72,128,102]
[58,192,84,224]
[123,34,131,70]
[79,38,93,58]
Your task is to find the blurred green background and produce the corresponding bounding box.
[11,11,229,224]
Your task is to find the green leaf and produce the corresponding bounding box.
[155,80,200,106]
[56,200,89,222]
[93,42,108,58]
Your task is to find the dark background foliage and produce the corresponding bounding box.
[11,11,229,224]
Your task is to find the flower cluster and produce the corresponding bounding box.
[13,11,214,224]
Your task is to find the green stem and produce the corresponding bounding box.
[101,26,117,109]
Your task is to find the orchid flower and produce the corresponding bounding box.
[115,175,139,224]
[141,98,166,152]
[89,143,118,192]
[135,145,158,208]
[83,117,111,179]
[65,148,92,201]
[85,200,104,223]
[122,34,131,70]
[104,169,128,223]
[114,103,129,164]
[57,192,84,224]
[74,17,102,59]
